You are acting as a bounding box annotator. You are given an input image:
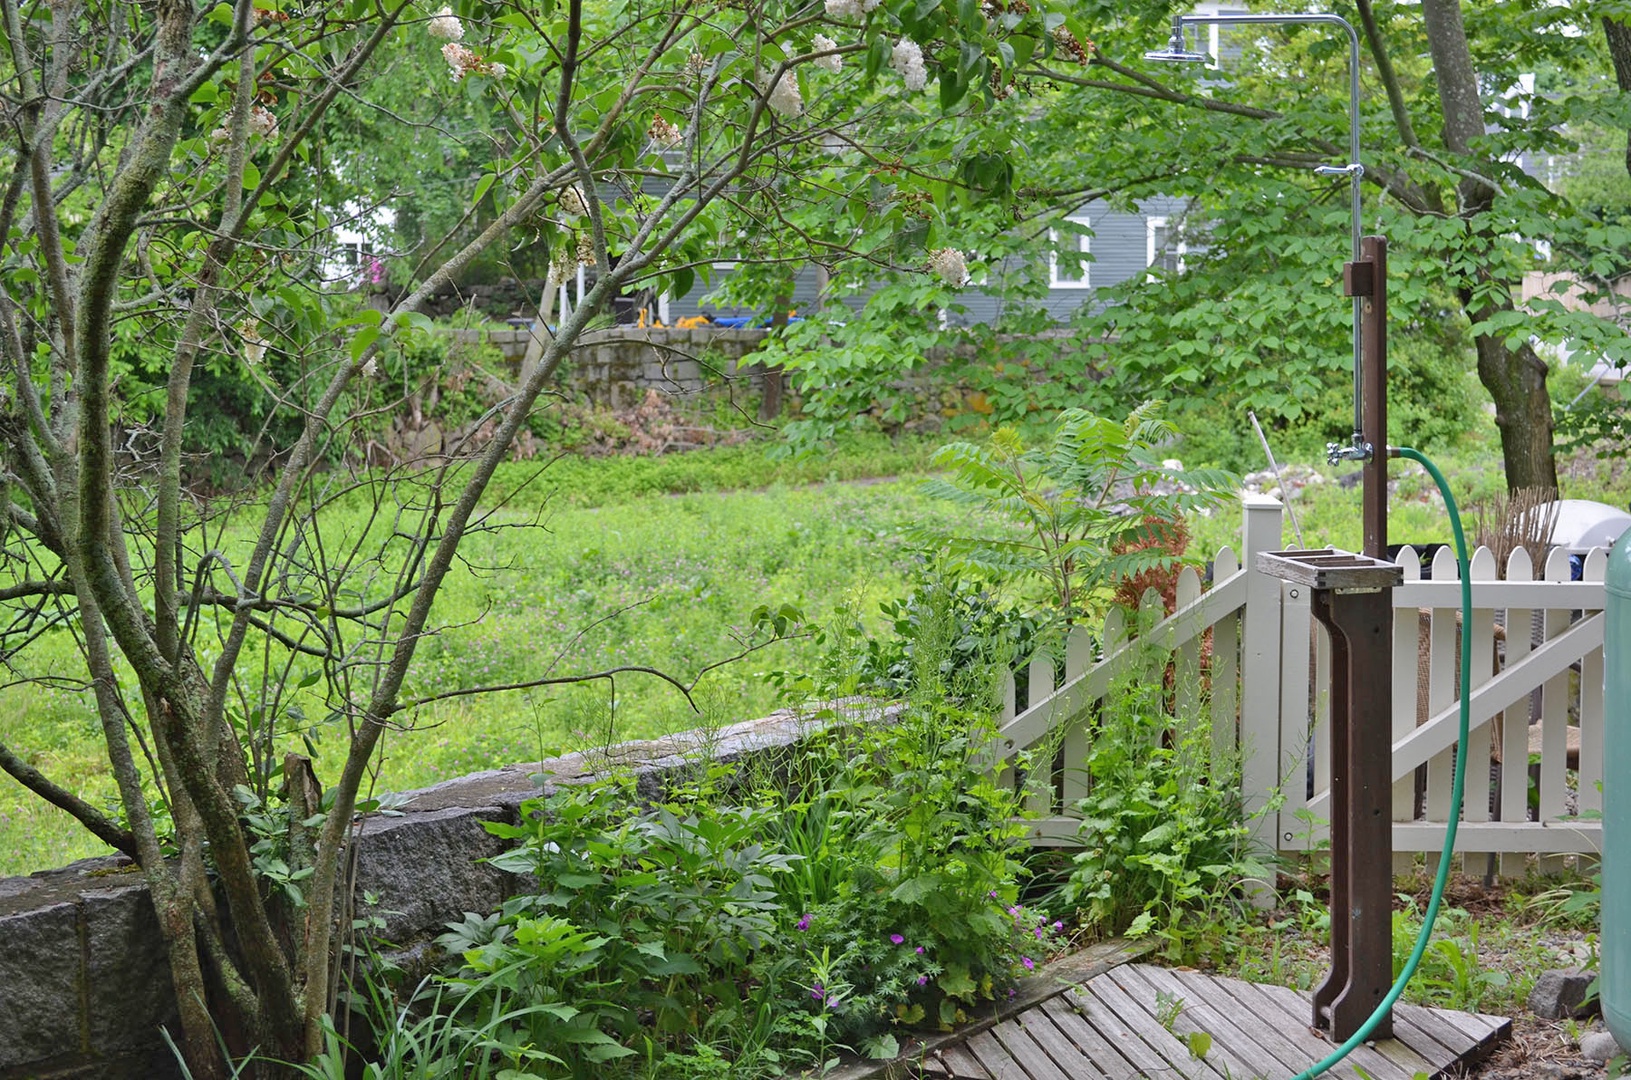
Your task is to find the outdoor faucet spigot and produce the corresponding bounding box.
[1326,434,1372,466]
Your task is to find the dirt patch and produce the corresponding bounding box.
[1469,1015,1608,1079]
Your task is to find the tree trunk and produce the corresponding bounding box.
[1470,322,1560,490]
[758,285,794,422]
[1605,18,1631,182]
[1422,0,1559,491]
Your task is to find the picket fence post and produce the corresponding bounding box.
[1239,496,1284,867]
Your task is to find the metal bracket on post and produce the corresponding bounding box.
[1257,548,1403,1042]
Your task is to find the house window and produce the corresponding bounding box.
[1146,216,1187,276]
[1049,221,1092,289]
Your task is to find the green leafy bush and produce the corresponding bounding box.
[916,402,1234,619]
[341,582,1051,1077]
[1057,615,1267,963]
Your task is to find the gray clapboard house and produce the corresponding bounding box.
[662,195,1198,327]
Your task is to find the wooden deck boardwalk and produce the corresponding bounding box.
[917,963,1509,1080]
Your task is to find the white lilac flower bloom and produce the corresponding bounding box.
[559,184,588,217]
[239,321,267,366]
[825,0,863,18]
[576,232,597,266]
[360,355,378,378]
[812,34,842,72]
[247,104,279,140]
[929,247,968,287]
[648,115,684,147]
[891,37,927,91]
[427,6,463,40]
[549,239,576,282]
[442,41,475,79]
[766,69,802,117]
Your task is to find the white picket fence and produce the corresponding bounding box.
[1002,495,1610,873]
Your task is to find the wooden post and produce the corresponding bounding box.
[1347,235,1388,560]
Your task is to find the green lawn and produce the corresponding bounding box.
[0,441,959,877]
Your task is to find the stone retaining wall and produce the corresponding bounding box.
[0,707,862,1079]
[452,326,779,409]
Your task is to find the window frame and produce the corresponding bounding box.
[1145,215,1188,278]
[1048,218,1093,290]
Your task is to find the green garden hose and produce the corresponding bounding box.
[1288,445,1473,1080]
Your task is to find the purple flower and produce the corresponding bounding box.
[811,982,825,1002]
[890,934,905,945]
[796,914,810,932]
[917,975,929,986]
[915,946,925,955]
[1053,921,1063,931]
[1033,926,1044,939]
[989,890,998,899]
[1022,956,1035,971]
[1007,905,1020,917]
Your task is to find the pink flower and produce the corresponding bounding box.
[1022,957,1035,971]
[890,934,905,945]
[915,946,925,955]
[917,975,929,985]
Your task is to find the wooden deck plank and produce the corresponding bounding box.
[1036,996,1139,1080]
[1074,979,1227,1080]
[1241,975,1443,1080]
[1122,963,1310,1080]
[1004,1009,1110,1079]
[936,1042,993,1080]
[1427,1000,1509,1041]
[1104,965,1264,1080]
[1254,980,1458,1075]
[987,1017,1077,1080]
[1233,978,1433,1080]
[965,1029,1026,1080]
[1392,999,1489,1063]
[1253,978,1506,1077]
[905,960,1506,1080]
[1067,984,1219,1080]
[1163,969,1357,1080]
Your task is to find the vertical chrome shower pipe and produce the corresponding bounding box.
[1158,14,1367,461]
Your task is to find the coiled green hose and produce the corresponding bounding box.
[1288,446,1472,1080]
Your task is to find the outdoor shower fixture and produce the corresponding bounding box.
[1145,13,1369,470]
[1148,12,1406,1058]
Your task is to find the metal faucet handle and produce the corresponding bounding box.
[1326,438,1373,465]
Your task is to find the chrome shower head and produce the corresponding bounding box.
[1144,18,1210,63]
